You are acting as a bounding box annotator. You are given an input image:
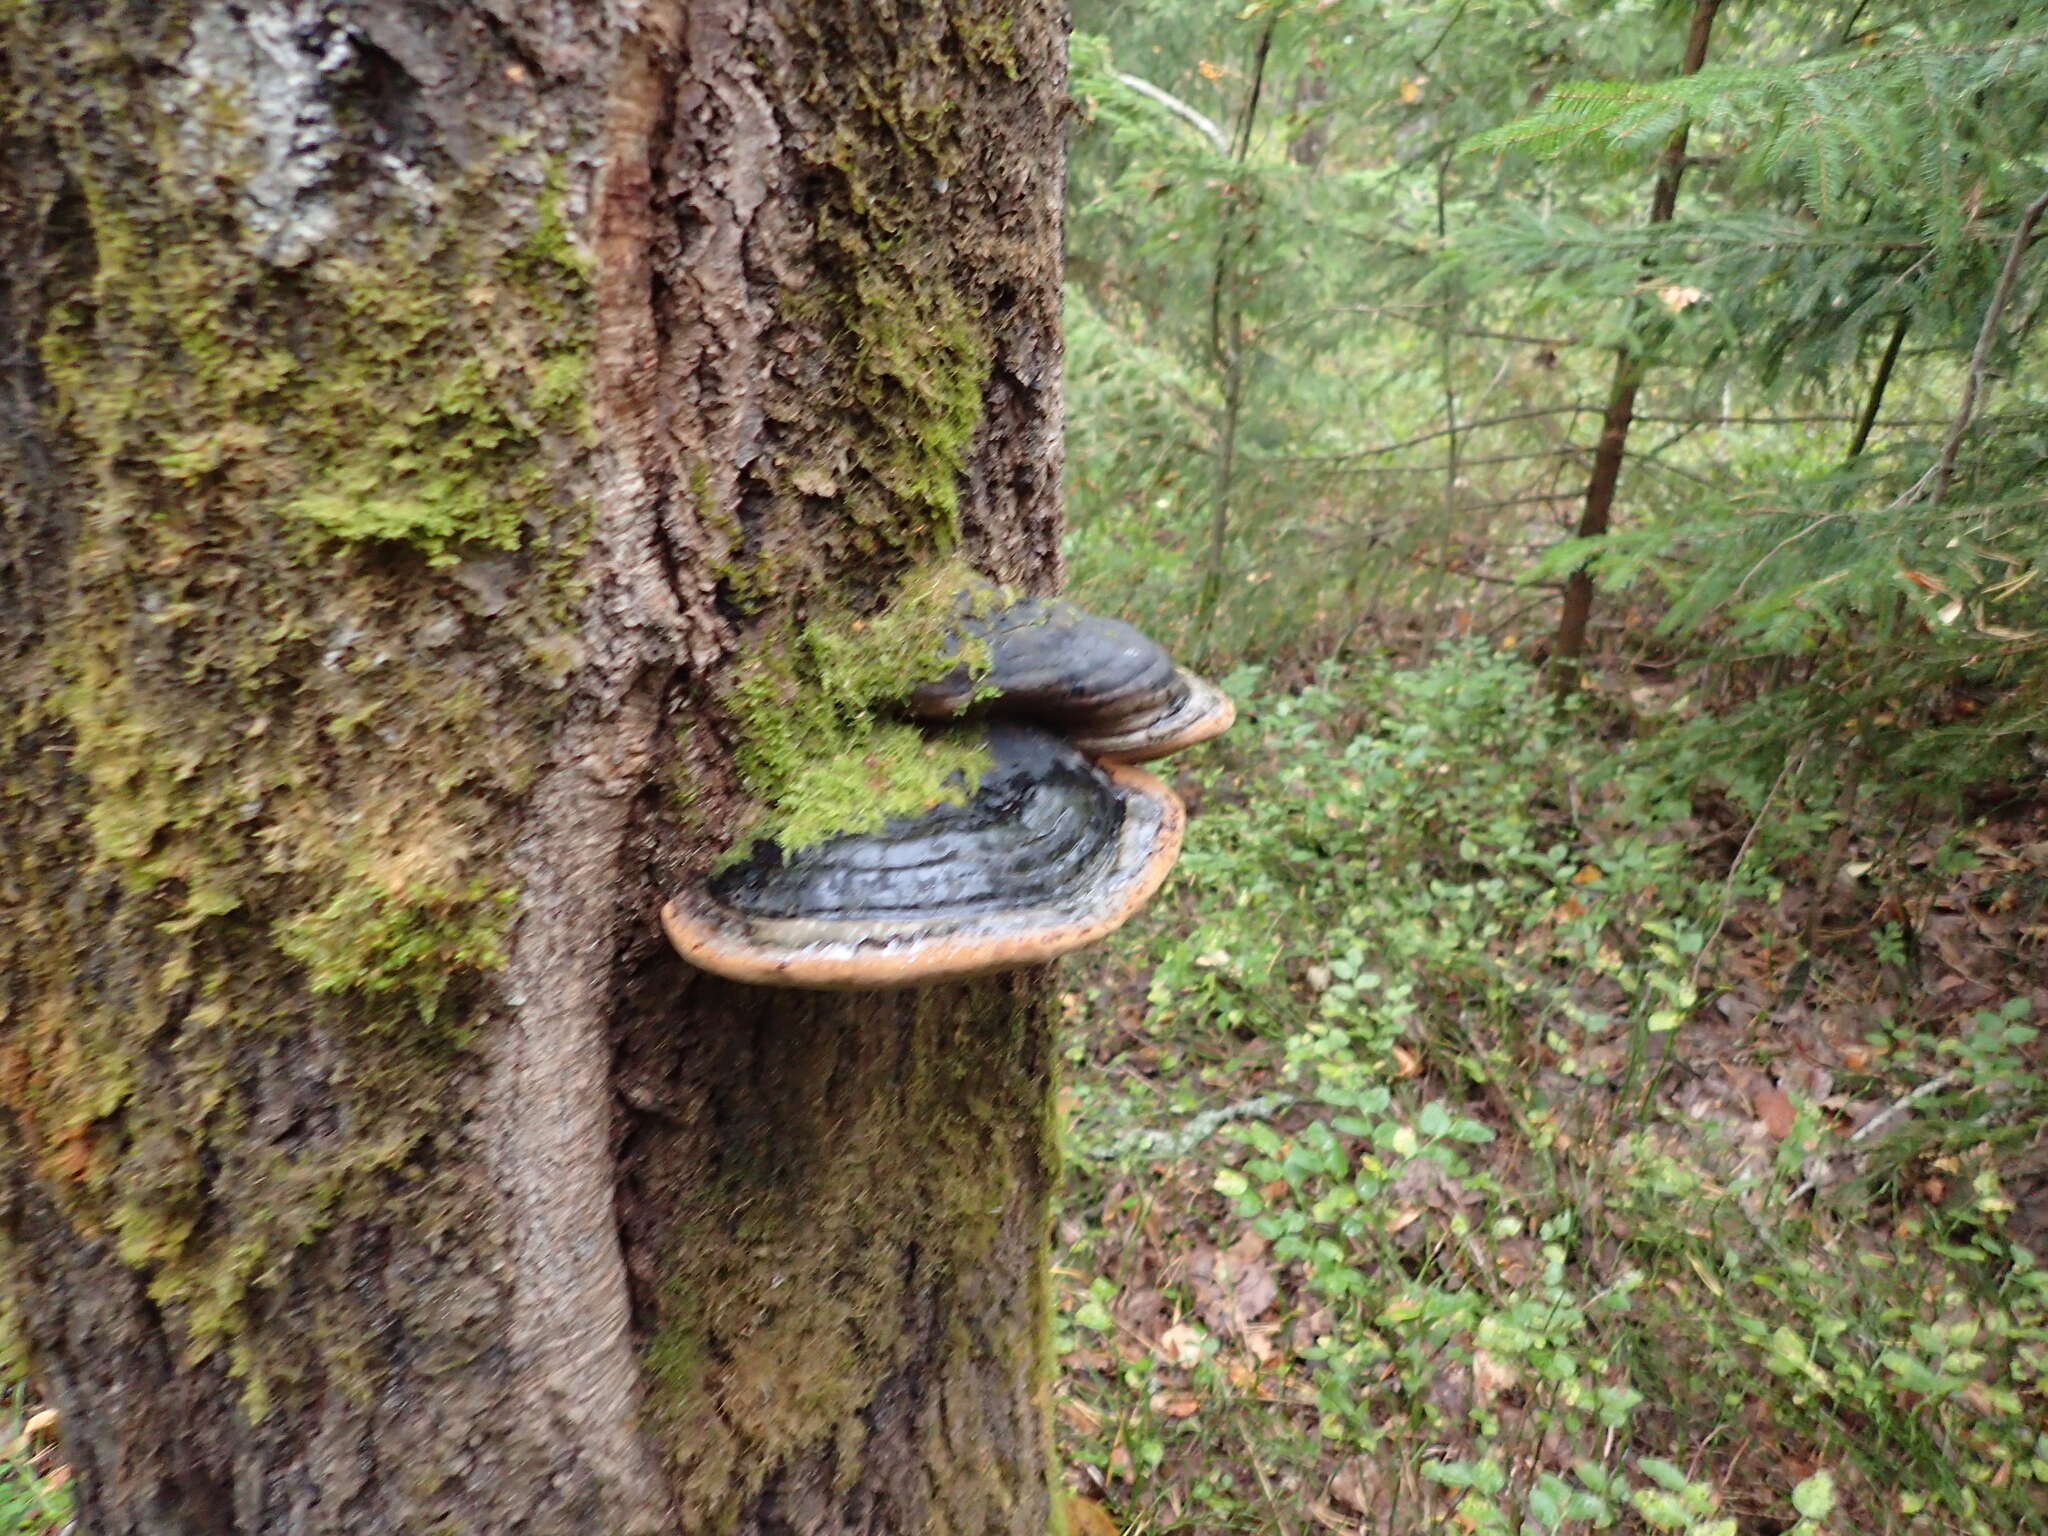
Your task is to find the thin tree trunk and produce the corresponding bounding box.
[0,2,1067,1532]
[1550,0,1721,672]
[1196,19,1276,643]
[1847,312,1912,462]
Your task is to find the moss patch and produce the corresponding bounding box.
[641,980,1057,1527]
[721,560,1002,855]
[837,269,990,547]
[2,10,594,1418]
[42,194,590,568]
[277,875,515,1041]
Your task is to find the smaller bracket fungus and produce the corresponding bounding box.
[909,591,1236,763]
[662,725,1185,989]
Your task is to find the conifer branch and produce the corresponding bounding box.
[1921,183,2048,511]
[1553,0,1722,672]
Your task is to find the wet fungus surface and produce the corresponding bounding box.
[909,590,1236,761]
[664,583,1233,988]
[661,725,1184,989]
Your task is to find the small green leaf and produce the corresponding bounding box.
[1791,1470,1836,1519]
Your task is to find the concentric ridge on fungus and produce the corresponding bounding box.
[909,592,1236,763]
[661,725,1185,989]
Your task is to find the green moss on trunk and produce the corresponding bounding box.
[2,6,594,1415]
[718,561,997,855]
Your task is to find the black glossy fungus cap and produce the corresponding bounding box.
[909,594,1235,762]
[661,724,1185,988]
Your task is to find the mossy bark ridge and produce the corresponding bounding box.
[0,0,1066,1532]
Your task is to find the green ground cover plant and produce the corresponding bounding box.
[1053,649,2048,1534]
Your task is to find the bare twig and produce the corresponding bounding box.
[1108,71,1229,154]
[1786,1070,1961,1204]
[1921,183,2048,510]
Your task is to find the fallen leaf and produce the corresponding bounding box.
[1063,1494,1121,1536]
[1156,1321,1207,1368]
[1190,1230,1279,1338]
[1149,1389,1202,1418]
[1057,1394,1104,1437]
[1329,1456,1386,1515]
[1755,1088,1797,1140]
[1472,1347,1519,1403]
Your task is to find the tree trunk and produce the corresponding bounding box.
[0,2,1068,1532]
[1550,0,1719,672]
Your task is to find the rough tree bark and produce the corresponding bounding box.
[0,2,1067,1532]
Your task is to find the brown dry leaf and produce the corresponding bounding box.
[1156,1321,1207,1368]
[1190,1230,1279,1339]
[1063,1494,1121,1536]
[1390,1043,1423,1078]
[1755,1088,1798,1140]
[1112,1284,1166,1348]
[1057,1397,1103,1435]
[1472,1348,1519,1403]
[1572,863,1605,885]
[1329,1455,1386,1515]
[1291,1302,1336,1355]
[1149,1389,1202,1419]
[22,1408,57,1440]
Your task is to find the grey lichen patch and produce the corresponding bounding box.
[163,2,369,267]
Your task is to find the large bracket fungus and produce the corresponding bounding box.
[908,591,1236,762]
[663,585,1232,988]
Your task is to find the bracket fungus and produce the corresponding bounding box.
[661,725,1184,989]
[908,592,1236,763]
[663,582,1233,989]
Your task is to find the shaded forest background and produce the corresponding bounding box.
[1046,2,2048,1534]
[6,2,2048,1533]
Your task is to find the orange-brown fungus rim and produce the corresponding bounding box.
[659,762,1187,989]
[1083,673,1237,764]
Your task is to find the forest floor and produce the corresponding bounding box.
[1051,640,2048,1536]
[5,644,2041,1536]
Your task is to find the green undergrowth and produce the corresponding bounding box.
[1055,645,2048,1535]
[0,1382,69,1536]
[719,562,999,856]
